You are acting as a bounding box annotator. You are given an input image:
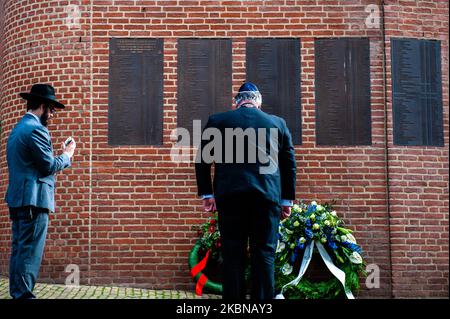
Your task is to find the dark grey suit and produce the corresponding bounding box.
[195,106,296,299]
[5,113,71,299]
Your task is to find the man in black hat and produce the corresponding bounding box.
[195,82,296,299]
[5,84,76,299]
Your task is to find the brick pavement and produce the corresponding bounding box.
[0,276,220,299]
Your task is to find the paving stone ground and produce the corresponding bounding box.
[0,276,221,299]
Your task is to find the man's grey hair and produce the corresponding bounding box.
[234,90,262,106]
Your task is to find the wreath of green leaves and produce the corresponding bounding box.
[190,211,224,294]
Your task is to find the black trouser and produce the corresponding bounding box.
[216,194,280,300]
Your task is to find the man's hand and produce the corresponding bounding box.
[203,197,216,212]
[281,205,291,220]
[62,138,76,159]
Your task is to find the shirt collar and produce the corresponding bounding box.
[27,111,41,123]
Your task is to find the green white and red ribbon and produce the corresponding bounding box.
[190,249,210,296]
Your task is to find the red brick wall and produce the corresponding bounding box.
[0,0,4,128]
[384,1,449,298]
[0,0,447,298]
[0,0,93,287]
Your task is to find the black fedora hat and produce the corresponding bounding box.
[20,84,65,109]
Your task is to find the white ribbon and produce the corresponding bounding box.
[275,240,355,299]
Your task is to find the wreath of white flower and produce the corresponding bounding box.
[275,201,367,299]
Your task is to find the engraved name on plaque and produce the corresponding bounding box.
[177,39,232,136]
[315,38,372,146]
[109,38,164,145]
[246,38,301,145]
[392,38,444,146]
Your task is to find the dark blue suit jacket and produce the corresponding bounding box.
[195,106,296,205]
[5,113,71,213]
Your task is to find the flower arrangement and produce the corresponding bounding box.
[189,201,366,298]
[275,201,366,299]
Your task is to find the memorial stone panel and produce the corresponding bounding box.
[109,38,164,145]
[177,39,232,137]
[246,38,301,145]
[392,38,444,146]
[315,38,372,146]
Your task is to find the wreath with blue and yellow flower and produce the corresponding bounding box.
[275,201,367,299]
[189,201,366,298]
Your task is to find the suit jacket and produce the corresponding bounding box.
[5,113,71,213]
[195,106,296,205]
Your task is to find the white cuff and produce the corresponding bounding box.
[281,199,293,207]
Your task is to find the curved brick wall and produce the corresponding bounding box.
[0,0,93,288]
[0,0,448,298]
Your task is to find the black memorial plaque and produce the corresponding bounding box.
[315,38,372,146]
[392,38,443,146]
[177,39,232,136]
[246,38,301,145]
[109,38,164,145]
